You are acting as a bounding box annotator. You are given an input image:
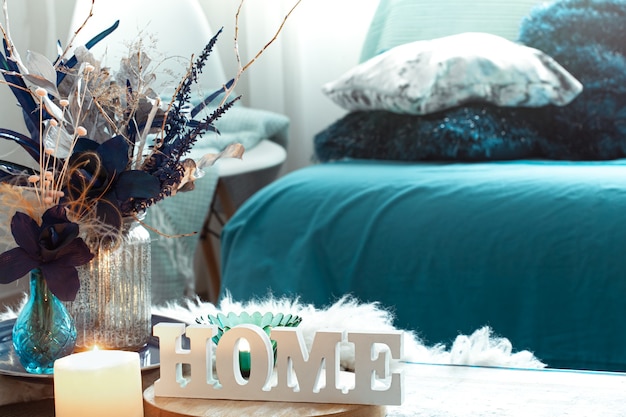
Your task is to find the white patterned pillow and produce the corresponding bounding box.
[322,32,583,115]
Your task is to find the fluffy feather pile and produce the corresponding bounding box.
[153,294,546,370]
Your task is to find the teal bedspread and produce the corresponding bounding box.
[220,160,626,371]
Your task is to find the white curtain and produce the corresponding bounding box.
[203,0,379,173]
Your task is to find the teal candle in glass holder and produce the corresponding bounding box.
[238,339,251,377]
[197,311,302,377]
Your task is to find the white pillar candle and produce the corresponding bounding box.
[54,350,144,417]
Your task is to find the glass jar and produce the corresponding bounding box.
[65,215,151,351]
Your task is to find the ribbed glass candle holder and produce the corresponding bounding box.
[65,215,151,351]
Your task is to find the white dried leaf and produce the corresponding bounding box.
[43,121,74,159]
[73,46,97,68]
[25,50,59,97]
[196,143,245,169]
[23,74,59,99]
[42,95,66,122]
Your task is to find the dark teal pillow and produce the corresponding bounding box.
[314,105,543,162]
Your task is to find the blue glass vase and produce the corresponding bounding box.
[12,269,77,374]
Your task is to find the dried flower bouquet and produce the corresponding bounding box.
[0,0,301,300]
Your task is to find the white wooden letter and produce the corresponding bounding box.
[152,324,405,406]
[215,324,274,393]
[153,323,216,397]
[348,331,404,405]
[271,328,343,397]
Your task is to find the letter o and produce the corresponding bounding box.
[215,324,273,392]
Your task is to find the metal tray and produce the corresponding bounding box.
[0,314,182,381]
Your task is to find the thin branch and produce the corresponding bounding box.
[0,0,27,74]
[56,0,95,68]
[0,76,34,95]
[134,212,198,239]
[242,0,301,73]
[233,0,244,71]
[1,1,13,55]
[220,0,302,107]
[135,97,160,169]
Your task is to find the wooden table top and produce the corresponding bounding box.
[0,399,54,417]
[2,363,626,417]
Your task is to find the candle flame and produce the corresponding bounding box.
[238,339,250,353]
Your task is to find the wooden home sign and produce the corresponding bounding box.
[152,323,404,405]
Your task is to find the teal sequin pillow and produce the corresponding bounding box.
[518,0,626,160]
[314,104,545,162]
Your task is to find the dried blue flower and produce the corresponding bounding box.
[66,135,161,230]
[0,205,94,301]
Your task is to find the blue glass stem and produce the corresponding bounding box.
[12,269,77,374]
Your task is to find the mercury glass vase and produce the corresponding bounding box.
[65,215,151,351]
[12,269,77,374]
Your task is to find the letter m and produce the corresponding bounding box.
[271,328,343,395]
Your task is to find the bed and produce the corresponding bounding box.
[220,160,626,372]
[219,0,626,372]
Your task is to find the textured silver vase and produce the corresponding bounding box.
[65,216,151,351]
